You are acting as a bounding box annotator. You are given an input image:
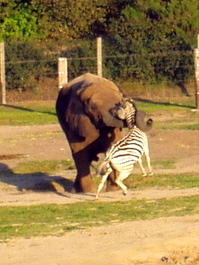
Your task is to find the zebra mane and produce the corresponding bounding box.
[97,159,110,176]
[124,97,137,129]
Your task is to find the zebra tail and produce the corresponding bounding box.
[97,159,110,177]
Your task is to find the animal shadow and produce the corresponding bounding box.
[0,163,74,196]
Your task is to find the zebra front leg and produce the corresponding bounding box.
[95,173,110,200]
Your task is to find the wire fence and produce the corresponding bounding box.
[1,39,197,105]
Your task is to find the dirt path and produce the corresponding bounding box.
[2,215,199,265]
[0,124,199,265]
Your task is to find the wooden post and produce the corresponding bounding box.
[58,57,68,89]
[97,37,102,77]
[198,34,199,48]
[194,36,199,110]
[0,42,6,104]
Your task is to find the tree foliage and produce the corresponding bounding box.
[0,2,42,41]
[1,0,199,88]
[103,0,196,83]
[5,42,50,90]
[1,0,198,44]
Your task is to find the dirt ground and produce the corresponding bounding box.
[0,117,199,265]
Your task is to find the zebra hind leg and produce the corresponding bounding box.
[115,172,130,195]
[95,172,110,200]
[143,140,153,176]
[145,152,153,176]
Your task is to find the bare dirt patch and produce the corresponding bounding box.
[0,122,199,265]
[2,215,199,265]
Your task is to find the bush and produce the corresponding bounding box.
[60,40,97,80]
[103,36,194,85]
[5,42,52,91]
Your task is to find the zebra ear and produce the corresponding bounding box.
[135,110,153,132]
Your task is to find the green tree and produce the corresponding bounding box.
[27,0,109,40]
[104,0,198,84]
[0,3,42,41]
[5,42,47,90]
[104,3,155,81]
[1,0,199,89]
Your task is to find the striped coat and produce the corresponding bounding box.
[96,127,153,199]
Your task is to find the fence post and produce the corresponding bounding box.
[0,42,6,105]
[58,57,68,89]
[97,37,102,77]
[193,35,199,110]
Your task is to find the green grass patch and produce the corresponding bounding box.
[155,117,199,130]
[3,160,75,176]
[142,159,176,170]
[134,100,194,112]
[125,173,199,190]
[0,195,199,241]
[134,100,199,130]
[1,160,198,190]
[0,101,57,125]
[0,100,198,128]
[159,123,199,130]
[184,124,199,130]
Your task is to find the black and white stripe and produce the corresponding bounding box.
[124,96,152,173]
[124,97,137,129]
[96,126,153,199]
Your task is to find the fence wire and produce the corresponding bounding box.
[2,40,196,104]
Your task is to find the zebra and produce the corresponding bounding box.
[123,96,153,175]
[95,126,153,199]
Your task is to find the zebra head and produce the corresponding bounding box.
[124,97,153,132]
[123,97,137,129]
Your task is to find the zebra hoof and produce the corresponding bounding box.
[95,196,99,201]
[149,172,153,176]
[123,191,127,196]
[142,173,147,177]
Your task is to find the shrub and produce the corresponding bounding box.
[5,42,49,91]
